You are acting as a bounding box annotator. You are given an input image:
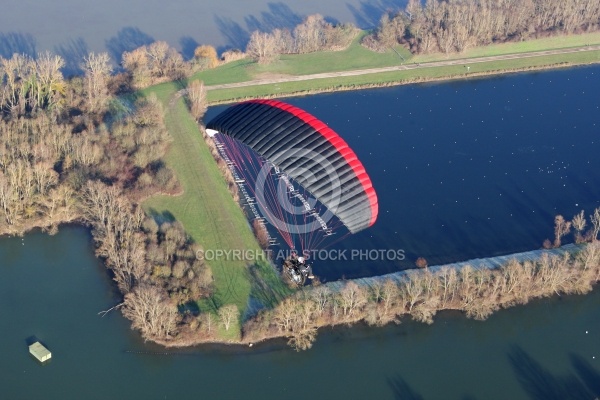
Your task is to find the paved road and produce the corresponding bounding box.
[206,45,600,91]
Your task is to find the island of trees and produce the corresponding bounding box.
[1,0,600,350]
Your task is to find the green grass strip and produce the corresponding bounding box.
[193,31,600,91]
[140,82,289,336]
[206,50,600,103]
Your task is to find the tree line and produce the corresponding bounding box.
[364,0,600,54]
[2,4,600,345]
[241,240,600,350]
[82,181,213,340]
[245,14,359,64]
[547,208,600,248]
[0,50,213,343]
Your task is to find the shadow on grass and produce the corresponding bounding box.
[508,345,594,400]
[146,207,177,225]
[246,259,291,315]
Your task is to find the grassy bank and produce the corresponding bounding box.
[194,32,600,88]
[206,49,600,103]
[139,31,600,341]
[191,31,411,85]
[140,82,290,339]
[412,31,600,62]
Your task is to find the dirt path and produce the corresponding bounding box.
[206,45,600,91]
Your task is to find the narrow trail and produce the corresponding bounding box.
[205,45,600,91]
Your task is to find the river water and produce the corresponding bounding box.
[0,0,405,71]
[1,226,599,399]
[2,65,600,398]
[206,65,600,281]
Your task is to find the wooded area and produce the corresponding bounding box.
[1,1,600,346]
[0,49,212,342]
[364,0,600,54]
[245,14,359,64]
[243,240,600,351]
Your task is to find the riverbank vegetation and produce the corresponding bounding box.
[241,209,600,351]
[244,240,600,351]
[205,49,600,103]
[245,14,359,64]
[139,80,290,337]
[186,0,600,103]
[0,51,217,343]
[2,0,600,348]
[365,0,600,54]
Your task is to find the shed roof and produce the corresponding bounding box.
[29,342,51,361]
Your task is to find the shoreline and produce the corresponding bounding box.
[150,242,598,349]
[206,60,596,106]
[200,40,600,104]
[3,23,600,353]
[142,44,600,347]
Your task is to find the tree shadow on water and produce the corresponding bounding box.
[387,375,424,400]
[347,0,408,28]
[214,2,303,51]
[105,27,154,65]
[570,354,600,398]
[244,2,303,34]
[54,37,89,77]
[214,16,250,50]
[179,36,199,61]
[508,346,593,400]
[0,31,37,58]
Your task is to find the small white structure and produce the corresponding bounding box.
[29,342,51,362]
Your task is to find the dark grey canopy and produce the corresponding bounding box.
[206,99,378,234]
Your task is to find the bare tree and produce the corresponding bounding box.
[338,281,368,318]
[218,304,240,331]
[572,210,586,243]
[402,273,424,312]
[81,52,112,113]
[252,218,270,249]
[246,31,278,64]
[310,285,331,316]
[122,42,187,87]
[288,328,317,351]
[122,284,180,340]
[590,208,600,242]
[185,80,207,120]
[273,298,297,332]
[554,215,571,247]
[34,52,66,111]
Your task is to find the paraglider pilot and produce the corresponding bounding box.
[296,256,314,279]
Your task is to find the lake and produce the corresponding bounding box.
[1,225,599,399]
[2,65,600,399]
[0,0,406,73]
[205,65,600,281]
